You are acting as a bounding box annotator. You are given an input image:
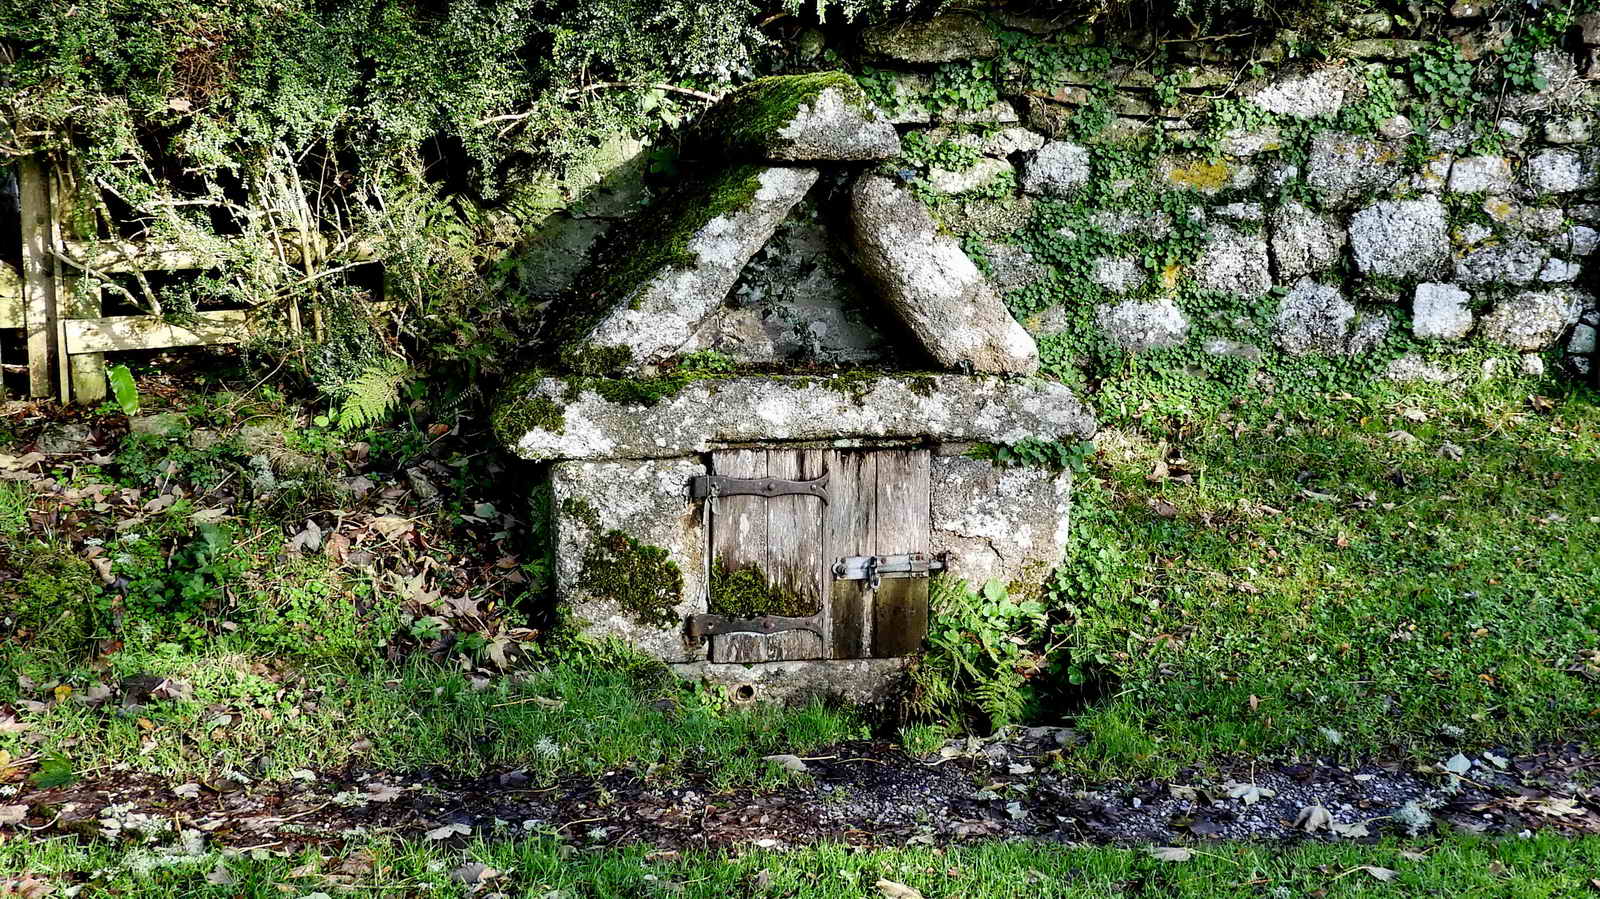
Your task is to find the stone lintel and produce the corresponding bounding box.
[498,374,1097,462]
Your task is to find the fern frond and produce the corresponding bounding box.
[337,357,412,431]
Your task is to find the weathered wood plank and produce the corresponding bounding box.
[50,165,106,404]
[63,311,251,355]
[826,450,877,660]
[708,449,769,664]
[18,159,55,398]
[765,449,826,660]
[871,450,931,658]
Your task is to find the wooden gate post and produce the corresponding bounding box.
[50,162,107,404]
[18,158,56,398]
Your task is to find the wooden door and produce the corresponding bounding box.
[703,448,930,663]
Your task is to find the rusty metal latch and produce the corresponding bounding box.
[689,473,828,503]
[686,611,825,639]
[832,553,945,589]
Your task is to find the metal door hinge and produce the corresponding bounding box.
[832,552,945,589]
[689,473,828,503]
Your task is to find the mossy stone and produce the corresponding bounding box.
[695,72,900,162]
[580,530,684,629]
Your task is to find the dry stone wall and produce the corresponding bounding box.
[751,4,1600,390]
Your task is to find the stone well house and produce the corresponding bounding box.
[495,74,1095,702]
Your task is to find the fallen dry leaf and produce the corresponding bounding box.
[1295,804,1332,833]
[875,880,924,899]
[0,805,28,826]
[1147,846,1193,862]
[425,823,471,841]
[1358,866,1397,882]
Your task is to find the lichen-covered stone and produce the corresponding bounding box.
[1478,288,1589,350]
[698,73,900,162]
[1090,256,1144,295]
[1096,297,1190,351]
[1539,258,1581,283]
[1453,238,1548,285]
[1570,322,1598,354]
[1554,224,1600,257]
[1412,283,1474,341]
[1349,197,1449,278]
[1214,202,1264,223]
[931,455,1071,595]
[1527,149,1595,192]
[1306,132,1401,206]
[1544,117,1593,145]
[1270,200,1346,278]
[1447,155,1513,194]
[553,459,707,663]
[927,157,1013,195]
[1158,157,1257,195]
[498,375,1096,462]
[1385,354,1464,383]
[944,126,1045,158]
[1274,278,1356,355]
[1019,141,1091,196]
[860,13,999,63]
[669,659,907,706]
[1194,222,1271,297]
[1247,68,1355,118]
[850,175,1039,375]
[980,243,1051,294]
[569,165,819,372]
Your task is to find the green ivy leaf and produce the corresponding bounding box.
[107,364,140,415]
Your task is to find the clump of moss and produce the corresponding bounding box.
[560,344,635,377]
[560,496,602,531]
[492,392,566,448]
[694,72,872,157]
[580,530,683,628]
[708,563,816,619]
[0,540,96,661]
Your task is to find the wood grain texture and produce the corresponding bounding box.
[708,449,767,664]
[64,311,250,354]
[18,159,54,398]
[765,449,826,660]
[825,451,877,659]
[871,450,931,658]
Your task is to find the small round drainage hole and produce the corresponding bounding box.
[732,684,757,703]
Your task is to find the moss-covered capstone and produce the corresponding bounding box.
[555,163,819,376]
[694,72,900,162]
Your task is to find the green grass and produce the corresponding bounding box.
[6,833,1600,897]
[0,643,860,785]
[1055,375,1600,777]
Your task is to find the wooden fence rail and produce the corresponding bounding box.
[3,154,325,404]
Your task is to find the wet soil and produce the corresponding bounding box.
[8,730,1599,854]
